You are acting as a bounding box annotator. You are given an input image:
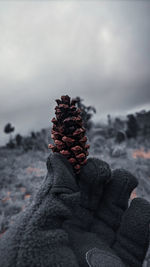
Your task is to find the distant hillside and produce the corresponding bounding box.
[2,109,150,151]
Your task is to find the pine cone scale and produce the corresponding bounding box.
[49,95,90,174]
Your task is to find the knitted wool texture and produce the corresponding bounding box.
[0,154,150,267]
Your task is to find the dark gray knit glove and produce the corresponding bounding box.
[0,154,149,267]
[0,153,81,267]
[65,158,150,267]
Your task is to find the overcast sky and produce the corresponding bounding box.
[0,1,150,144]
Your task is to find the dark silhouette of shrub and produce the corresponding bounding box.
[4,123,15,148]
[126,114,139,138]
[116,130,126,143]
[4,123,15,135]
[136,110,150,137]
[16,134,22,146]
[6,140,15,149]
[74,97,96,131]
[31,131,36,139]
[107,114,112,127]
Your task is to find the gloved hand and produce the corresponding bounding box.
[67,157,150,267]
[0,153,149,267]
[0,153,81,267]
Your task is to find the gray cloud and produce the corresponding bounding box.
[0,1,150,144]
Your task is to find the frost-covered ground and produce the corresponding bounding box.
[0,131,150,266]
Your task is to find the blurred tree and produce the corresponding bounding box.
[16,134,22,146]
[4,123,15,141]
[4,123,15,135]
[74,97,96,130]
[114,117,124,131]
[115,130,126,143]
[107,114,112,127]
[126,114,139,138]
[4,123,15,149]
[31,131,36,139]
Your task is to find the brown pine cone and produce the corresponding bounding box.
[48,95,90,174]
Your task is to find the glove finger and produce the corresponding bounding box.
[36,153,79,201]
[78,157,111,211]
[113,198,150,267]
[91,169,138,245]
[47,153,79,193]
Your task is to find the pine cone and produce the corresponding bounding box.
[48,95,90,174]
